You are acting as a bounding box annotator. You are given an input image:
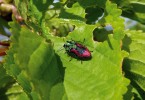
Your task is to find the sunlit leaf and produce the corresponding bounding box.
[4,21,65,100]
[105,0,125,40]
[3,0,145,99]
[52,22,129,100]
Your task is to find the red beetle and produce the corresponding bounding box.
[63,40,92,61]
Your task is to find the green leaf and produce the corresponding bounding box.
[112,0,145,24]
[123,84,143,100]
[15,0,53,22]
[52,21,129,99]
[50,82,66,100]
[85,6,104,24]
[93,27,112,42]
[131,2,145,13]
[59,2,86,22]
[44,17,73,37]
[77,0,107,8]
[123,30,145,99]
[4,21,65,100]
[105,0,125,40]
[130,0,145,3]
[14,0,28,21]
[5,83,29,100]
[63,35,129,100]
[3,0,139,99]
[0,63,13,88]
[14,0,54,36]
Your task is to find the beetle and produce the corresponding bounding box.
[63,40,92,61]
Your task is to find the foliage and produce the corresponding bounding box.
[0,0,145,100]
[112,0,145,24]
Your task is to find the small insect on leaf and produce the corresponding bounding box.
[63,40,92,61]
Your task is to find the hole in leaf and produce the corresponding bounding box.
[93,25,113,42]
[66,0,77,8]
[85,6,104,24]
